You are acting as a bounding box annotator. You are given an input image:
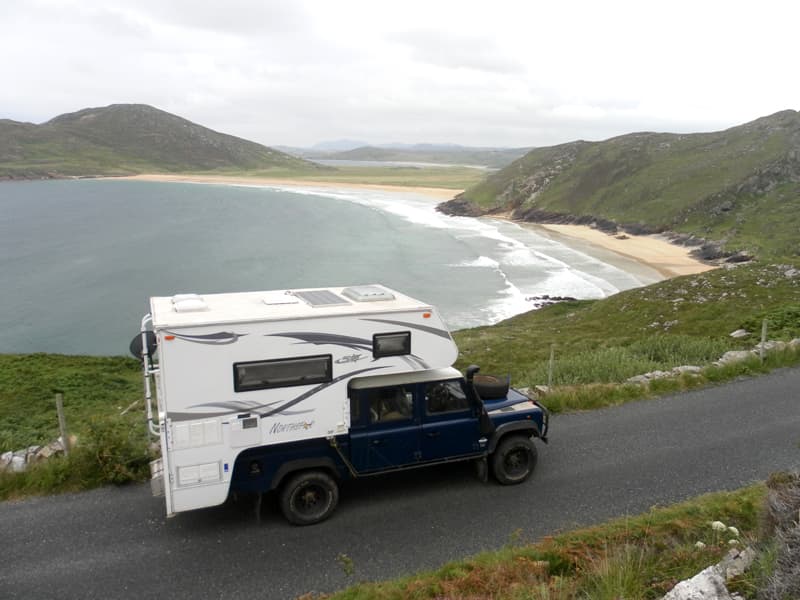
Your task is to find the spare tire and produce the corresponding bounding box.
[473,374,509,399]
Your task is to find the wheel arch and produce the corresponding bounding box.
[488,421,540,453]
[270,457,340,491]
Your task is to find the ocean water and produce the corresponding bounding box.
[0,179,660,356]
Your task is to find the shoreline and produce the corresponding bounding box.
[483,212,714,280]
[534,223,715,279]
[113,173,463,200]
[114,173,714,280]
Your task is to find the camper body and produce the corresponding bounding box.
[138,285,548,524]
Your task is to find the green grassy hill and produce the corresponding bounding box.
[440,110,800,259]
[0,104,317,178]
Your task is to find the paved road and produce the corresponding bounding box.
[2,368,799,599]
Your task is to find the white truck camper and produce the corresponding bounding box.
[133,284,548,525]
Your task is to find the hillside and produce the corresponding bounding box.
[304,144,530,168]
[439,110,800,259]
[0,104,316,178]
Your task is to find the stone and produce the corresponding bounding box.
[673,365,702,375]
[25,445,42,464]
[715,351,753,366]
[718,547,756,580]
[754,341,786,353]
[661,565,733,600]
[11,453,27,473]
[729,329,749,338]
[1,450,12,472]
[35,440,64,460]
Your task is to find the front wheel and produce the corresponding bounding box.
[491,435,537,485]
[280,470,339,525]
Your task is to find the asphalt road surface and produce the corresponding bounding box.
[2,368,799,599]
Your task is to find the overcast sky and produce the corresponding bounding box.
[2,0,798,148]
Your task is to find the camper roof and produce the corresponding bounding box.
[149,284,434,328]
[349,367,463,389]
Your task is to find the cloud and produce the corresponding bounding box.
[1,0,798,147]
[388,28,525,74]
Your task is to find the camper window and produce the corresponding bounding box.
[372,331,411,358]
[233,354,332,392]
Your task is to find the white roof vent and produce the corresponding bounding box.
[342,285,395,302]
[171,294,208,313]
[262,291,301,306]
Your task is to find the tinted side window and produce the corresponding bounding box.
[365,386,414,423]
[373,331,411,358]
[425,381,470,414]
[233,354,332,392]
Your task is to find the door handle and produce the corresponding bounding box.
[426,431,441,438]
[371,439,383,445]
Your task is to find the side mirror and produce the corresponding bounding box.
[466,364,480,383]
[129,331,157,360]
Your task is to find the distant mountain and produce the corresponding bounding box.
[439,110,800,259]
[0,104,317,179]
[311,139,369,152]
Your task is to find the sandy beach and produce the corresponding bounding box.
[115,173,462,200]
[119,173,714,280]
[534,224,715,279]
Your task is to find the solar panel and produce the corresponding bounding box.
[294,289,350,307]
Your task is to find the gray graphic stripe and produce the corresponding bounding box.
[361,318,451,339]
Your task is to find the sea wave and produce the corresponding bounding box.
[242,182,654,326]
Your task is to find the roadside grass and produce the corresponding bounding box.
[317,485,766,600]
[541,347,800,413]
[0,353,149,499]
[0,414,151,499]
[0,353,142,450]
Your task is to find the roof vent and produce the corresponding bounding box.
[171,294,208,313]
[342,285,395,302]
[262,291,301,306]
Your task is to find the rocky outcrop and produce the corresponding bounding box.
[436,196,487,217]
[661,547,756,600]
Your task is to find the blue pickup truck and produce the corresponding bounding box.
[231,365,549,525]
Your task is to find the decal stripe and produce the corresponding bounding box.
[259,365,387,418]
[164,330,246,345]
[167,365,387,422]
[361,318,451,339]
[266,332,372,351]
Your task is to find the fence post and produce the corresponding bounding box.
[760,319,768,364]
[55,391,70,457]
[547,344,555,388]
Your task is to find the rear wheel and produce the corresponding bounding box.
[491,435,537,485]
[280,470,339,525]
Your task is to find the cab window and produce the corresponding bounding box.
[425,381,470,414]
[364,386,414,423]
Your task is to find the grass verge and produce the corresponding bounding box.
[314,485,766,599]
